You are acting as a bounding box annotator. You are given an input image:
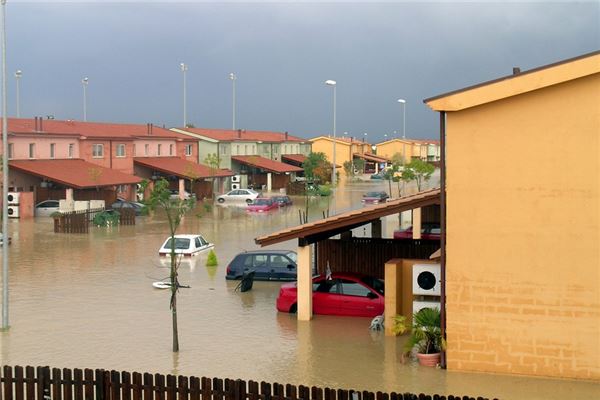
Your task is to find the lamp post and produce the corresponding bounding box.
[229,72,236,130]
[14,69,21,117]
[180,63,188,127]
[2,0,9,330]
[325,80,336,186]
[82,77,89,122]
[398,99,407,162]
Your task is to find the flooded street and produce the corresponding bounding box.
[1,178,598,400]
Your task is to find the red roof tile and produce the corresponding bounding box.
[133,157,234,179]
[353,153,390,163]
[5,118,194,141]
[179,127,307,143]
[9,159,142,189]
[231,156,304,173]
[281,154,307,164]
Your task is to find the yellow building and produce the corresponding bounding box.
[376,138,440,163]
[426,51,600,379]
[309,136,379,175]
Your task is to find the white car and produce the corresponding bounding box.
[35,200,60,217]
[158,234,214,256]
[216,189,260,204]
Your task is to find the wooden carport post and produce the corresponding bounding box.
[297,241,313,321]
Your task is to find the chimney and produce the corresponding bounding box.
[146,123,151,135]
[512,67,521,75]
[39,116,43,132]
[284,131,289,140]
[237,129,242,139]
[149,123,153,135]
[33,116,38,132]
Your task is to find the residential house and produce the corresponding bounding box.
[376,138,440,164]
[309,136,387,175]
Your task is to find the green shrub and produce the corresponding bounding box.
[93,210,120,227]
[206,249,218,266]
[318,185,332,196]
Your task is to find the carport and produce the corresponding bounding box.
[231,155,303,190]
[255,188,441,326]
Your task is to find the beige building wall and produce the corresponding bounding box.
[377,139,414,163]
[445,72,600,379]
[310,137,353,174]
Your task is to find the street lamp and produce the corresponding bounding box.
[325,80,337,186]
[229,72,236,130]
[398,99,407,162]
[82,77,89,122]
[1,0,8,330]
[14,69,21,117]
[180,63,188,127]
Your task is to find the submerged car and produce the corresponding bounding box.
[361,191,389,204]
[393,223,441,240]
[111,200,145,216]
[34,200,60,217]
[158,234,214,256]
[276,272,385,317]
[226,250,298,281]
[247,197,278,212]
[272,195,293,207]
[217,189,260,204]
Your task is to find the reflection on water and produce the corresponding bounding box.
[1,178,598,400]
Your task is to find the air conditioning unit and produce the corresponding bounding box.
[231,175,241,183]
[7,192,20,205]
[7,205,19,218]
[413,263,441,296]
[231,183,241,190]
[413,300,441,315]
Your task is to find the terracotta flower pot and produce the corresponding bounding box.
[416,352,441,367]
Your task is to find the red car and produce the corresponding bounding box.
[361,191,389,204]
[276,272,384,317]
[247,197,278,212]
[393,223,440,240]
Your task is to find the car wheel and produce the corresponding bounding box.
[289,304,297,314]
[217,198,225,203]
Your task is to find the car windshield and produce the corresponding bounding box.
[254,199,271,205]
[361,276,384,295]
[365,192,382,197]
[163,238,191,250]
[286,252,297,263]
[247,189,259,195]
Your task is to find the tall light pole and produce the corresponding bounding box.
[229,73,236,130]
[398,99,407,162]
[2,0,9,330]
[82,77,89,122]
[14,69,21,117]
[180,63,188,127]
[325,80,336,186]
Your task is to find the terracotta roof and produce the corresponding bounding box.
[133,157,234,179]
[9,159,142,189]
[281,154,307,164]
[255,188,441,246]
[377,138,439,146]
[176,127,306,143]
[232,155,304,173]
[353,153,390,163]
[310,136,371,146]
[5,118,195,141]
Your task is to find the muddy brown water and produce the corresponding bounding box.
[1,180,598,400]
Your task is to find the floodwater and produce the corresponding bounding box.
[1,177,598,400]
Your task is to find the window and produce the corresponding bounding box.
[68,143,74,158]
[7,143,13,159]
[132,144,136,156]
[244,145,248,155]
[185,144,193,156]
[220,145,227,155]
[92,144,104,158]
[235,145,240,155]
[339,279,372,297]
[49,143,56,158]
[313,279,337,293]
[251,144,255,154]
[157,144,162,156]
[169,144,174,156]
[195,237,202,248]
[117,185,127,193]
[144,144,149,156]
[116,144,126,157]
[269,254,292,269]
[29,143,35,158]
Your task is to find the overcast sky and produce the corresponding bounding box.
[6,1,599,141]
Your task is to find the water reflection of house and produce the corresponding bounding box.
[171,127,312,190]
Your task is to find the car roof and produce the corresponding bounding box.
[237,249,295,255]
[166,234,205,240]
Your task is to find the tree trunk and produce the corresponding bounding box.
[171,251,179,352]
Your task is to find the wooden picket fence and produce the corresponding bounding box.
[119,208,136,226]
[0,366,497,400]
[53,208,104,234]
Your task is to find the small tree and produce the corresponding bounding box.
[302,152,332,184]
[146,178,195,352]
[352,158,366,175]
[203,153,221,198]
[402,159,435,191]
[342,160,354,178]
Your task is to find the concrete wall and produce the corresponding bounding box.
[197,140,219,167]
[445,73,600,379]
[8,136,79,160]
[310,138,352,174]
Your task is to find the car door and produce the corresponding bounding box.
[337,279,383,317]
[268,254,296,281]
[312,278,343,315]
[245,254,270,280]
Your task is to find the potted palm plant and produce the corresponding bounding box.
[404,307,445,367]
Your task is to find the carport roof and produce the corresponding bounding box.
[255,188,441,246]
[353,153,390,163]
[232,155,303,173]
[134,157,234,179]
[9,159,142,189]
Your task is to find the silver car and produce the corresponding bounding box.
[216,189,260,204]
[35,200,60,217]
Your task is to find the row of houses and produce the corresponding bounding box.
[2,118,311,211]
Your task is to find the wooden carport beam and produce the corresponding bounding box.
[412,208,422,239]
[297,242,313,321]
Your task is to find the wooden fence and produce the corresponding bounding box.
[0,366,496,400]
[119,208,136,226]
[54,207,135,233]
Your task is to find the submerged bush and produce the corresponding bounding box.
[93,210,120,227]
[206,249,218,267]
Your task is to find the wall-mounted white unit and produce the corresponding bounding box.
[413,263,441,296]
[231,175,241,183]
[7,192,20,205]
[413,300,441,315]
[231,183,241,190]
[7,205,19,218]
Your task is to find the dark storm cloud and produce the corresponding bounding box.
[6,1,599,141]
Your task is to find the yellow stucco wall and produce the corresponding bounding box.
[376,140,413,162]
[445,72,600,379]
[310,137,371,175]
